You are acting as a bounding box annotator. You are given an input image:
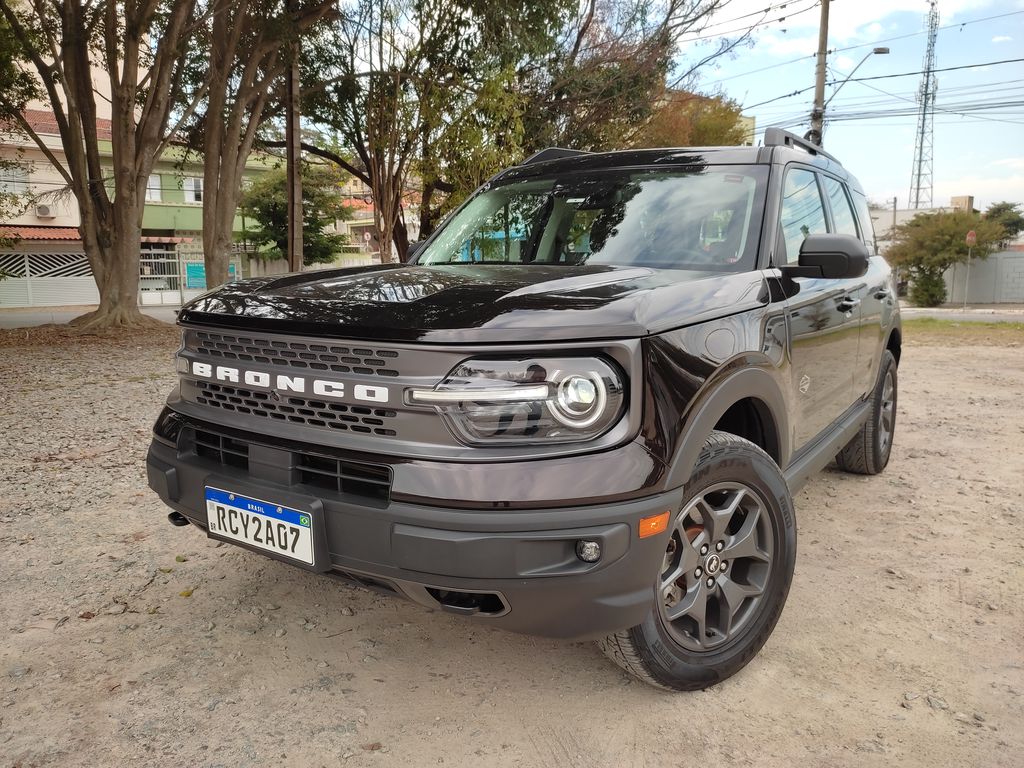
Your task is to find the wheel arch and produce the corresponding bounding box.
[886,325,902,365]
[664,367,791,489]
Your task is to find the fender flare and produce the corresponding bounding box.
[664,366,791,489]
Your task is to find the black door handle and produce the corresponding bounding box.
[837,297,861,312]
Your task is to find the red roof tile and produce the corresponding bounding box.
[0,226,81,241]
[2,109,112,141]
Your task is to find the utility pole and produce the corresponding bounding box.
[285,0,303,272]
[807,0,831,146]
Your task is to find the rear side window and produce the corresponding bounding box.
[778,168,827,264]
[849,190,878,254]
[821,176,859,238]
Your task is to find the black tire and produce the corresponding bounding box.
[597,431,797,691]
[836,350,897,475]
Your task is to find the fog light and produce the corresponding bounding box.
[575,539,602,563]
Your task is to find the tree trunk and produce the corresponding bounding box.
[419,181,436,241]
[392,216,409,262]
[71,222,156,329]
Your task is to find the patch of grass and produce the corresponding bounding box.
[902,317,1024,346]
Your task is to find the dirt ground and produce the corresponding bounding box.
[0,323,1021,768]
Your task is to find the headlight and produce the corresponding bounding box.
[408,357,625,445]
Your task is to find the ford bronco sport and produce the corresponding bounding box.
[147,129,901,690]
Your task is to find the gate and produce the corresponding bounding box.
[139,247,243,306]
[0,250,100,307]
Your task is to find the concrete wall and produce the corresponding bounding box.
[945,250,1024,304]
[247,251,378,278]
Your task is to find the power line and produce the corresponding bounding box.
[677,0,821,43]
[701,9,1024,87]
[742,57,1024,110]
[686,1,809,33]
[831,9,1024,55]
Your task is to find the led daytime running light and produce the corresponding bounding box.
[409,383,550,404]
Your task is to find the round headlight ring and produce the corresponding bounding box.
[548,372,607,428]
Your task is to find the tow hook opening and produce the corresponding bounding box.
[426,588,506,617]
[167,511,190,527]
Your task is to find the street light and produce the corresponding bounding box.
[807,47,889,144]
[825,48,891,107]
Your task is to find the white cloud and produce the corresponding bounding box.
[993,158,1024,171]
[991,35,1013,43]
[933,173,1024,209]
[834,54,856,71]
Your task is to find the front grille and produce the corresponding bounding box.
[295,453,391,502]
[183,426,392,503]
[192,330,400,377]
[193,428,250,471]
[194,382,398,437]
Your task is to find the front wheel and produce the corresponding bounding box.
[598,431,797,691]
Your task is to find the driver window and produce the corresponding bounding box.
[779,168,827,265]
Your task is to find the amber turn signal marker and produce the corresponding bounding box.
[638,511,670,538]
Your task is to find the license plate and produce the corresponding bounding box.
[205,487,314,566]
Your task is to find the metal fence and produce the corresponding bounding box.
[139,247,244,306]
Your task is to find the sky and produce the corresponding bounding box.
[680,0,1024,210]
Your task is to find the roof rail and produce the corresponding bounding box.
[520,147,592,166]
[763,128,841,165]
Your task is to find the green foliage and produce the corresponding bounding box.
[239,165,352,265]
[0,15,38,233]
[909,270,947,307]
[888,209,1005,307]
[629,91,747,148]
[0,14,38,117]
[984,201,1024,245]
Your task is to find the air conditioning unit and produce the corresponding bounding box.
[35,203,56,219]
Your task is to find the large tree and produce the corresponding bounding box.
[887,209,1006,307]
[518,0,738,153]
[0,0,210,329]
[419,0,748,239]
[984,201,1024,247]
[239,164,351,265]
[628,90,747,148]
[296,0,568,262]
[179,0,335,288]
[0,12,36,243]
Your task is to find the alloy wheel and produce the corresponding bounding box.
[658,482,774,652]
[879,369,895,453]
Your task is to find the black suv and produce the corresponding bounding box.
[147,129,900,690]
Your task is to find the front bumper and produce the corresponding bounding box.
[146,414,683,640]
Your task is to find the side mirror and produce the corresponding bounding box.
[782,234,869,279]
[406,240,425,262]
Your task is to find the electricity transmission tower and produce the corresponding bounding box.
[909,0,939,209]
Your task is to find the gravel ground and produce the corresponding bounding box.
[0,323,1021,767]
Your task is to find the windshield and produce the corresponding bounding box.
[415,166,768,272]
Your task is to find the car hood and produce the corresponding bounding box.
[178,263,770,343]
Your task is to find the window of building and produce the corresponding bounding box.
[0,166,29,195]
[183,176,203,203]
[778,168,827,265]
[146,174,162,202]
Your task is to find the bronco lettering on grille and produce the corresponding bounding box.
[188,361,389,404]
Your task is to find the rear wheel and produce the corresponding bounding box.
[598,431,797,691]
[836,350,897,475]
